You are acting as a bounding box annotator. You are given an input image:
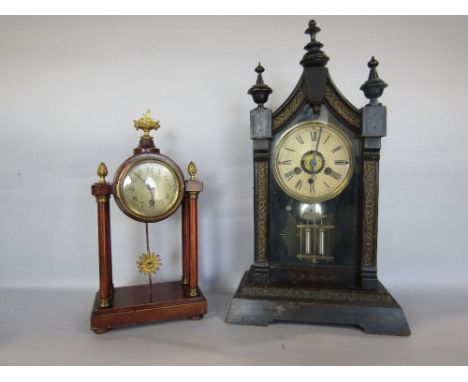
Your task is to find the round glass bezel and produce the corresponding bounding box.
[272,120,355,203]
[113,153,185,223]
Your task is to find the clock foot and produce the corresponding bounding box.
[91,326,111,334]
[187,315,204,320]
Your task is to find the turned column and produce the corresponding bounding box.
[181,194,190,285]
[91,162,114,308]
[185,162,203,297]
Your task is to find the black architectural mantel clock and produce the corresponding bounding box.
[226,20,410,335]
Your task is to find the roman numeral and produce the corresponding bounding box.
[323,134,331,144]
[279,160,292,165]
[296,135,304,144]
[295,180,303,191]
[310,130,317,141]
[285,147,295,152]
[310,182,315,193]
[331,146,343,153]
[335,160,349,165]
[327,169,342,180]
[284,170,295,181]
[324,181,331,189]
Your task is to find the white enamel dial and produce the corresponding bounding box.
[273,121,354,203]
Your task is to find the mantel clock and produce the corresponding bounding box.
[226,20,410,335]
[90,110,207,333]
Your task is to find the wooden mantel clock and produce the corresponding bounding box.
[90,110,207,333]
[226,20,410,335]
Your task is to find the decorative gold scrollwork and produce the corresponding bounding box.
[256,161,268,262]
[240,285,395,305]
[362,160,377,266]
[324,83,361,129]
[272,82,307,131]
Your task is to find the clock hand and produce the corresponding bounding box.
[145,183,153,192]
[311,126,323,173]
[133,173,157,206]
[134,173,146,184]
[144,182,157,207]
[133,172,155,194]
[315,126,323,152]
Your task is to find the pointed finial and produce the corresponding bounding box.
[134,109,160,138]
[305,19,321,40]
[300,19,329,68]
[255,62,265,84]
[360,57,388,105]
[247,62,273,106]
[187,161,197,181]
[97,162,108,184]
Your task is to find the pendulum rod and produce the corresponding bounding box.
[145,223,153,298]
[145,222,150,252]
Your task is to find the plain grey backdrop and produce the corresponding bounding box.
[1,16,467,365]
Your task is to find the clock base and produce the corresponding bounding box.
[90,281,207,333]
[225,269,410,336]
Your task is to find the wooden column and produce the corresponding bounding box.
[188,192,199,296]
[185,161,203,297]
[181,194,190,285]
[91,163,114,308]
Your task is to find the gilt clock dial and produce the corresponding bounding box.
[273,121,354,203]
[114,154,184,223]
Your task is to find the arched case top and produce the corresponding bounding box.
[272,76,362,134]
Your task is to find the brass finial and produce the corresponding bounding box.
[97,162,108,184]
[133,109,160,138]
[187,161,197,181]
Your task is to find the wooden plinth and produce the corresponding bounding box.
[225,269,410,336]
[91,281,207,333]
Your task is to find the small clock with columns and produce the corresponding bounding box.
[90,110,207,333]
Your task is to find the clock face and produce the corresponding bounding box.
[114,155,184,222]
[273,121,354,203]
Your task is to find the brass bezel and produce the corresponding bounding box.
[273,120,354,203]
[113,153,185,223]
